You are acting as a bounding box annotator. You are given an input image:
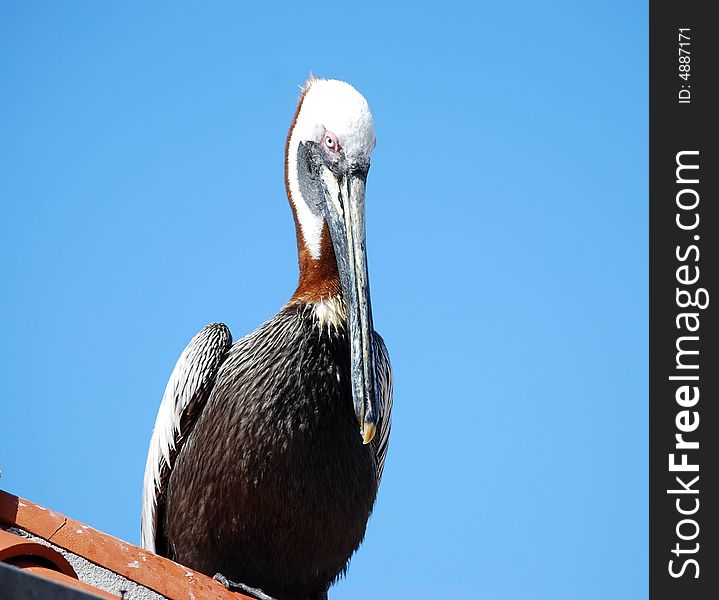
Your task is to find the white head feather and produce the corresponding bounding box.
[287,79,376,259]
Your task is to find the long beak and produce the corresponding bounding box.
[320,166,378,444]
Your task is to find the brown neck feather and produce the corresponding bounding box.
[290,221,342,302]
[285,82,341,304]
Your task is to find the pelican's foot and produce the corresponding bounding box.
[213,573,278,600]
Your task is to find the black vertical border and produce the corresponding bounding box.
[650,2,717,599]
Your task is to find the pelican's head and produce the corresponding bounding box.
[286,78,376,257]
[286,78,379,444]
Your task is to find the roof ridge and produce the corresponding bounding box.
[0,489,251,600]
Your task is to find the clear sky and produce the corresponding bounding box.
[0,2,647,598]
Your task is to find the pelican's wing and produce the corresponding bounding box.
[141,322,232,553]
[372,332,393,485]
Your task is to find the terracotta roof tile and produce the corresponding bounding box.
[0,489,252,600]
[0,528,116,598]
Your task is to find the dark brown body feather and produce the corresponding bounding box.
[160,301,378,600]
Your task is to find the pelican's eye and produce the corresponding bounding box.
[323,131,340,153]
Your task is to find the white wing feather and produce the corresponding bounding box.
[140,322,232,552]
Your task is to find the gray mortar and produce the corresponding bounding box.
[2,525,167,600]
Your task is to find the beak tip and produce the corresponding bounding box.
[362,422,377,445]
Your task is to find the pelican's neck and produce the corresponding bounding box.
[290,217,341,302]
[285,89,341,304]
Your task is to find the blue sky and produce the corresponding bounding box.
[0,2,647,598]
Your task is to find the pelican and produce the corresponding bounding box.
[141,78,392,600]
